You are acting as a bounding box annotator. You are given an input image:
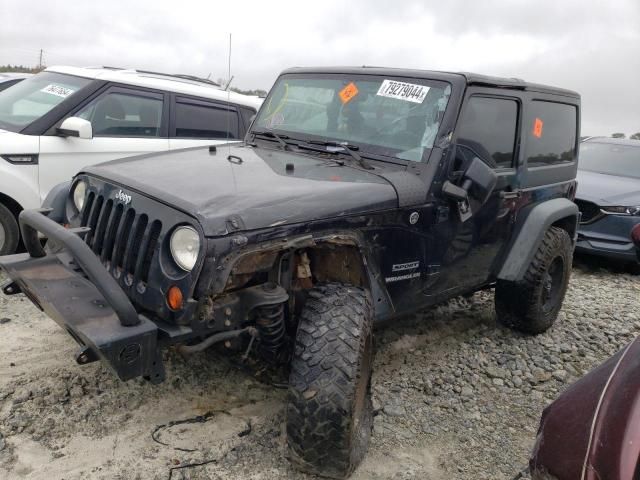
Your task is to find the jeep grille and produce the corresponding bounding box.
[81,191,161,284]
[575,199,603,224]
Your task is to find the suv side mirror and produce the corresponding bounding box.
[464,157,498,205]
[442,157,497,222]
[57,117,93,139]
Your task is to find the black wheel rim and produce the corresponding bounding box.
[542,256,564,313]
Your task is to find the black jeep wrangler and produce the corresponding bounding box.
[0,67,580,478]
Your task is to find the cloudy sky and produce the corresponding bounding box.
[1,0,638,136]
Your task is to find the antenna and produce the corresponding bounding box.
[227,33,232,149]
[226,32,239,192]
[224,75,235,91]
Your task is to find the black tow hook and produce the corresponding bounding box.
[1,281,21,296]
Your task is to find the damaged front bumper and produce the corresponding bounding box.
[0,209,166,383]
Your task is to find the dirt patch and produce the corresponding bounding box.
[0,261,638,479]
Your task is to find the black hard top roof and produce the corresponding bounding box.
[280,66,580,99]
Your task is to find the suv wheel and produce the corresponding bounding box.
[0,203,19,256]
[496,226,572,334]
[286,283,374,479]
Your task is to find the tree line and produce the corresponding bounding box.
[611,132,640,140]
[0,64,45,73]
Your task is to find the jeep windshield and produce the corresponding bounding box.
[251,74,452,163]
[0,72,92,132]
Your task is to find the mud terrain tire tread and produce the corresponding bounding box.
[0,203,19,256]
[496,226,572,334]
[286,283,374,479]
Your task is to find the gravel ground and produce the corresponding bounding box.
[0,256,638,480]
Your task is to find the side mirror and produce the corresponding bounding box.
[464,157,498,206]
[442,157,497,222]
[57,117,93,139]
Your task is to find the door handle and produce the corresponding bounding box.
[500,190,521,200]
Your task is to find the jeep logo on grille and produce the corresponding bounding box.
[115,190,132,205]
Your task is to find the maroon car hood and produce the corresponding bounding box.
[530,337,640,479]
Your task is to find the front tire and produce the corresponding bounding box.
[496,226,572,334]
[0,203,19,256]
[286,283,374,479]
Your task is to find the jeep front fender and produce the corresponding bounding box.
[498,197,579,282]
[205,231,395,322]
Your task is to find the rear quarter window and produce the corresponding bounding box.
[525,101,577,167]
[174,100,239,139]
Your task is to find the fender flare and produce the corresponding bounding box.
[498,198,579,282]
[42,181,71,223]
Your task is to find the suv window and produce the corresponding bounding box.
[456,96,518,168]
[525,101,577,167]
[77,91,163,137]
[0,72,91,132]
[239,107,256,133]
[175,100,239,139]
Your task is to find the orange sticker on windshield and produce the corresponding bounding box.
[533,118,544,138]
[339,82,359,104]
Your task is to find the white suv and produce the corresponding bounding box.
[0,66,263,254]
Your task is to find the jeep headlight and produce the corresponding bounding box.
[72,180,87,211]
[170,226,200,271]
[601,206,640,216]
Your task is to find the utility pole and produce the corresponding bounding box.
[38,49,43,70]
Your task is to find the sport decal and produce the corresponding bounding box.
[376,79,429,103]
[392,261,420,272]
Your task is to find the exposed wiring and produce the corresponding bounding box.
[168,456,221,480]
[151,410,252,480]
[511,465,530,480]
[152,410,233,452]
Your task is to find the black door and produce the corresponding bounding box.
[425,93,522,298]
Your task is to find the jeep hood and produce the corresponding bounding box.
[82,145,399,236]
[576,170,640,206]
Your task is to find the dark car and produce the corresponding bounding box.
[574,137,640,265]
[0,67,581,479]
[530,335,640,479]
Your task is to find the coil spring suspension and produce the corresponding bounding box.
[255,302,286,363]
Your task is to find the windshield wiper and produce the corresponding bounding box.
[250,130,293,150]
[303,140,374,170]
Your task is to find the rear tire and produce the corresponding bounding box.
[0,203,19,256]
[286,283,374,479]
[496,226,572,334]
